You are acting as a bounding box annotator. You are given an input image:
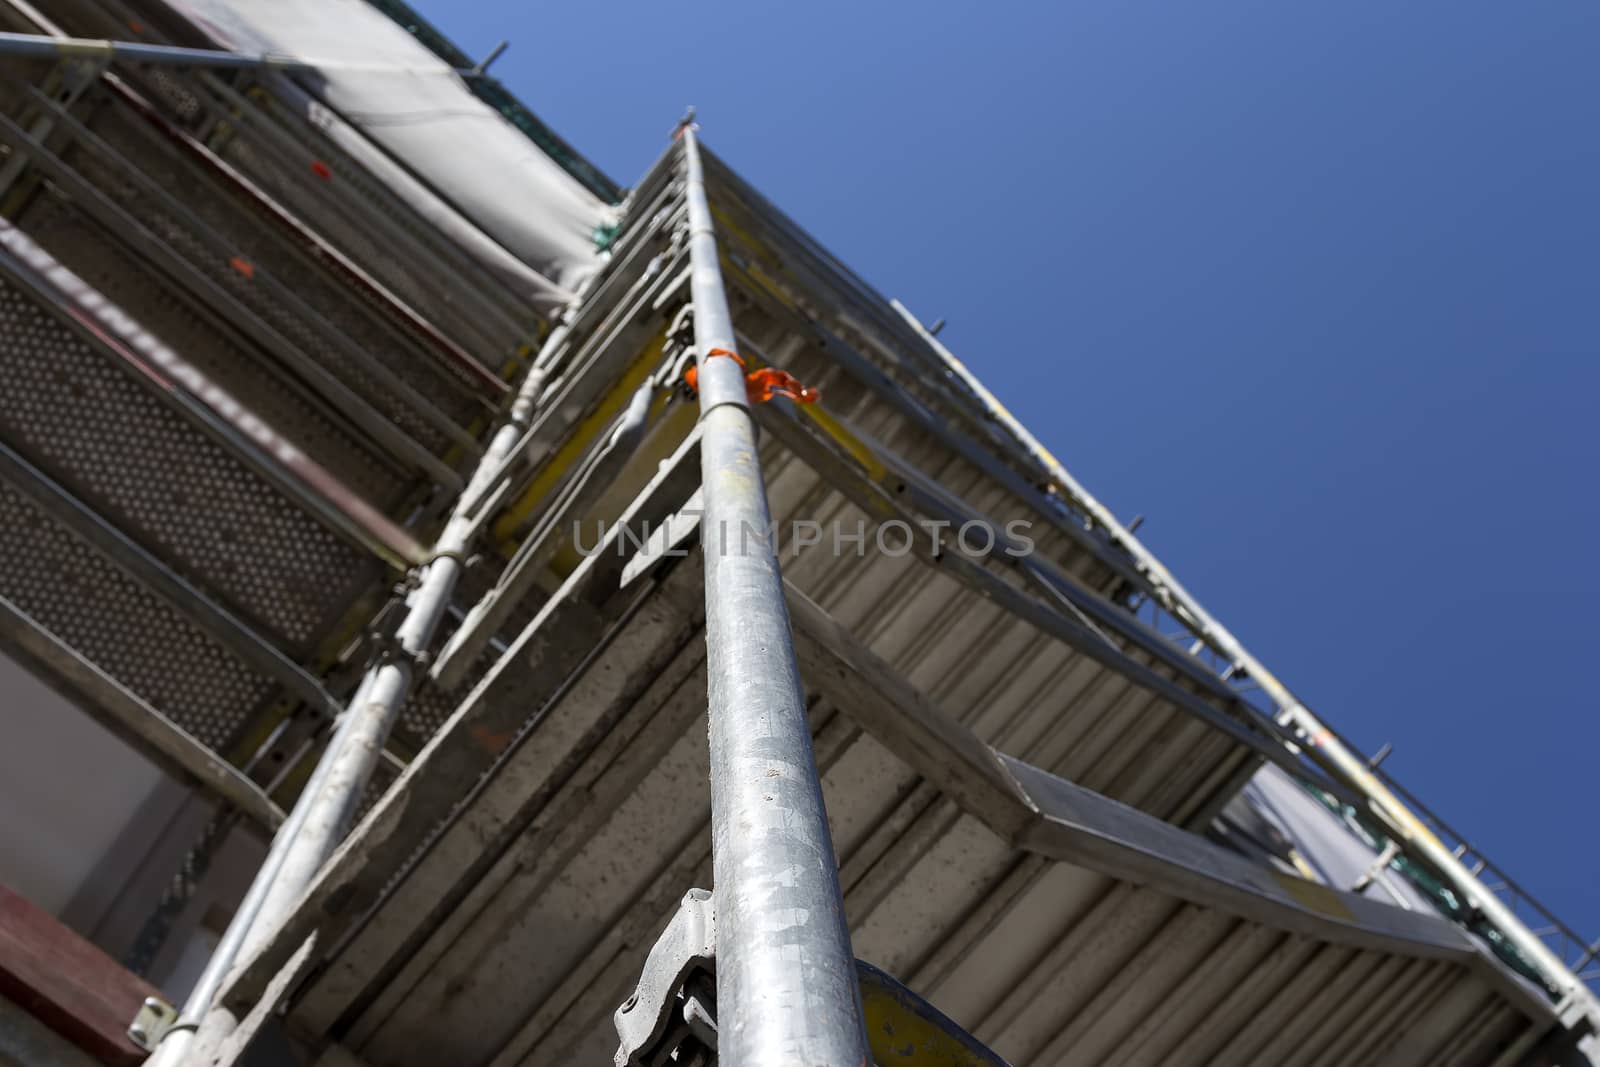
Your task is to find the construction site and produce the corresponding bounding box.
[0,1,1594,1064]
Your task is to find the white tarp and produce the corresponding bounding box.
[171,0,612,308]
[1242,763,1435,911]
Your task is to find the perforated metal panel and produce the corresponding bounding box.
[0,275,383,656]
[398,680,462,744]
[0,479,274,750]
[126,62,205,127]
[15,174,407,501]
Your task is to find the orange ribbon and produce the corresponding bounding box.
[683,348,819,405]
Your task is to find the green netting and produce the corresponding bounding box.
[1295,781,1550,992]
[592,220,620,253]
[363,0,623,204]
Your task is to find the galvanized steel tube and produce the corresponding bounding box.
[0,30,315,70]
[143,322,569,1065]
[237,662,412,961]
[143,670,376,1067]
[681,127,868,1067]
[0,29,449,75]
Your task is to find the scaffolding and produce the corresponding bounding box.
[0,1,1595,1065]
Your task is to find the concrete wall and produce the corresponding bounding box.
[0,653,165,917]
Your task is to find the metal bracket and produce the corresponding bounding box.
[127,995,178,1052]
[666,302,696,350]
[362,578,420,667]
[619,487,702,591]
[614,889,1014,1067]
[614,888,717,1066]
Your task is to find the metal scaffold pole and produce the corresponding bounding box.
[681,124,869,1067]
[0,29,460,75]
[142,311,582,1067]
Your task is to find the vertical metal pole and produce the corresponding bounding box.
[143,312,579,1066]
[143,672,372,1067]
[0,30,431,73]
[0,58,98,199]
[681,127,868,1067]
[233,302,585,961]
[236,663,411,960]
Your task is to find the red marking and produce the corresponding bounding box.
[128,19,144,33]
[107,81,510,397]
[470,722,515,756]
[309,159,333,180]
[229,255,255,279]
[0,219,426,566]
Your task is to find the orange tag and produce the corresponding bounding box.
[683,348,818,405]
[745,367,819,404]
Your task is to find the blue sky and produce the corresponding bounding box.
[413,1,1599,943]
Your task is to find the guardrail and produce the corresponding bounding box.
[1374,766,1600,991]
[1125,584,1599,993]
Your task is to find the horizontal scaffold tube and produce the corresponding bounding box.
[0,29,466,75]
